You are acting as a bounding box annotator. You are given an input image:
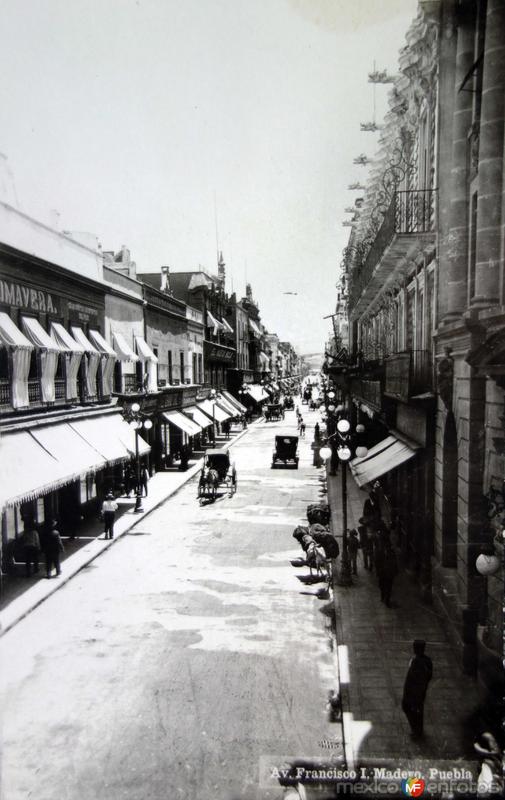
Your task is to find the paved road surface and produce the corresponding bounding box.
[0,408,342,800]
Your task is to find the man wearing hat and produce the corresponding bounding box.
[402,639,433,738]
[101,492,119,540]
[43,520,65,578]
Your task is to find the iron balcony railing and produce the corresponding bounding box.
[0,379,10,406]
[123,374,138,394]
[28,379,41,403]
[395,189,435,233]
[54,379,66,400]
[349,188,436,308]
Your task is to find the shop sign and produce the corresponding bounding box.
[139,395,160,414]
[182,387,198,406]
[385,353,411,401]
[158,391,182,411]
[0,279,58,314]
[204,340,236,362]
[68,301,99,322]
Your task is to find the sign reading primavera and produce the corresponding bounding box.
[0,279,58,314]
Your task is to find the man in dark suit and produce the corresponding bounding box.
[402,639,433,738]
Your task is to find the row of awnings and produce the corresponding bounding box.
[349,434,418,489]
[206,311,234,336]
[162,391,248,437]
[0,312,157,363]
[0,312,160,406]
[0,412,151,510]
[0,311,157,364]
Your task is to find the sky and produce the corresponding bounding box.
[0,0,418,353]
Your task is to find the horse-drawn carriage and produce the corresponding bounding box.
[197,448,237,501]
[264,403,285,421]
[271,435,299,469]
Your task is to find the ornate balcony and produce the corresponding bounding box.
[349,189,436,314]
[28,380,41,403]
[123,374,139,394]
[0,379,10,406]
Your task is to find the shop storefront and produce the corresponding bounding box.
[204,339,235,390]
[0,252,110,412]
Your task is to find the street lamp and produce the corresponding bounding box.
[127,402,153,513]
[208,389,222,444]
[320,417,368,585]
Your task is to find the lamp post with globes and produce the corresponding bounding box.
[208,388,222,444]
[319,414,368,585]
[124,402,153,513]
[238,383,249,426]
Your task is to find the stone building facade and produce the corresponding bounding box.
[433,0,504,704]
[335,0,504,717]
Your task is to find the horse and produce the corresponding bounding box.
[306,541,330,580]
[198,467,219,500]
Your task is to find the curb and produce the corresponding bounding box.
[327,462,354,771]
[0,421,255,637]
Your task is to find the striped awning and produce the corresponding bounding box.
[350,435,417,488]
[163,410,202,437]
[0,413,150,509]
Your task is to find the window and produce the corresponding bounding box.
[406,291,414,351]
[468,192,478,300]
[418,109,430,191]
[0,347,9,381]
[168,351,173,384]
[416,289,424,351]
[192,352,197,384]
[180,351,185,383]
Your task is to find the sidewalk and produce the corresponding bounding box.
[327,464,482,774]
[0,421,252,636]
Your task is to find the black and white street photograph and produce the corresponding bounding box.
[0,1,504,798]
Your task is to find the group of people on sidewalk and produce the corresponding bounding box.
[19,521,65,579]
[344,488,399,607]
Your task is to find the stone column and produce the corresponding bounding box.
[444,5,475,320]
[472,0,505,308]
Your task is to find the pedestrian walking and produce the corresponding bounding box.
[124,463,133,497]
[141,466,149,496]
[43,520,64,578]
[101,492,119,539]
[401,639,433,738]
[299,421,306,438]
[362,489,380,527]
[20,523,41,577]
[314,422,320,441]
[347,529,360,575]
[378,544,398,606]
[358,523,373,570]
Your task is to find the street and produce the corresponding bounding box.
[0,409,342,800]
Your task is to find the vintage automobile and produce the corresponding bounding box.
[271,435,299,469]
[198,448,237,501]
[264,403,285,421]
